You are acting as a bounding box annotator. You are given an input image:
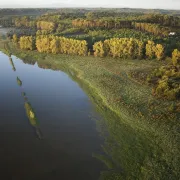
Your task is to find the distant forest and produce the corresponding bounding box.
[0,8,180,16]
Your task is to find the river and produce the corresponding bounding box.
[0,52,103,180]
[0,50,179,180]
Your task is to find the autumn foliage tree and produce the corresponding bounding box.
[72,18,132,29]
[146,40,156,59]
[146,41,165,60]
[154,44,164,61]
[172,49,180,66]
[36,35,88,56]
[93,38,145,59]
[12,34,18,44]
[14,16,36,28]
[134,22,171,36]
[19,36,35,50]
[93,38,164,60]
[36,35,51,53]
[93,41,105,57]
[37,21,56,32]
[141,14,180,27]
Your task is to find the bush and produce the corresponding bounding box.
[148,65,180,100]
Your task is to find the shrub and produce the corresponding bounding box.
[148,65,180,100]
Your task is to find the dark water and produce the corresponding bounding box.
[1,51,179,180]
[0,52,103,180]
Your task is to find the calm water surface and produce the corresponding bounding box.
[0,52,103,180]
[1,49,179,180]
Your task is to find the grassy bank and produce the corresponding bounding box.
[0,41,180,179]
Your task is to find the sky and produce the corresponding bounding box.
[0,0,180,9]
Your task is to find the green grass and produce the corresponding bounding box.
[0,41,180,179]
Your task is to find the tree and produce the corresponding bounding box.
[12,34,18,44]
[134,22,170,37]
[172,49,180,66]
[50,38,59,54]
[93,38,145,59]
[37,21,55,32]
[146,40,156,59]
[154,44,164,61]
[19,36,35,50]
[36,35,88,56]
[93,41,105,57]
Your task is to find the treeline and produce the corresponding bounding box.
[87,29,160,40]
[93,38,165,60]
[36,21,56,32]
[140,14,180,27]
[38,13,84,22]
[14,16,36,28]
[85,11,143,19]
[52,28,159,51]
[36,35,87,55]
[133,23,171,36]
[41,10,86,20]
[36,30,52,35]
[7,28,36,39]
[72,18,132,29]
[15,35,88,56]
[93,38,144,59]
[0,8,53,16]
[37,14,61,23]
[84,12,180,26]
[0,16,36,28]
[0,17,13,27]
[67,29,159,50]
[12,33,179,62]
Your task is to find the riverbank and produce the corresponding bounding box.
[0,40,180,179]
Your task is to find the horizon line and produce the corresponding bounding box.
[0,6,180,11]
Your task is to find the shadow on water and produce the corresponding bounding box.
[9,56,43,140]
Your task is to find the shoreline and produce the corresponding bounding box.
[1,41,178,132]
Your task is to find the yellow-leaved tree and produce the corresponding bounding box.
[146,40,156,59]
[172,49,180,66]
[154,44,165,60]
[19,36,35,50]
[12,34,18,44]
